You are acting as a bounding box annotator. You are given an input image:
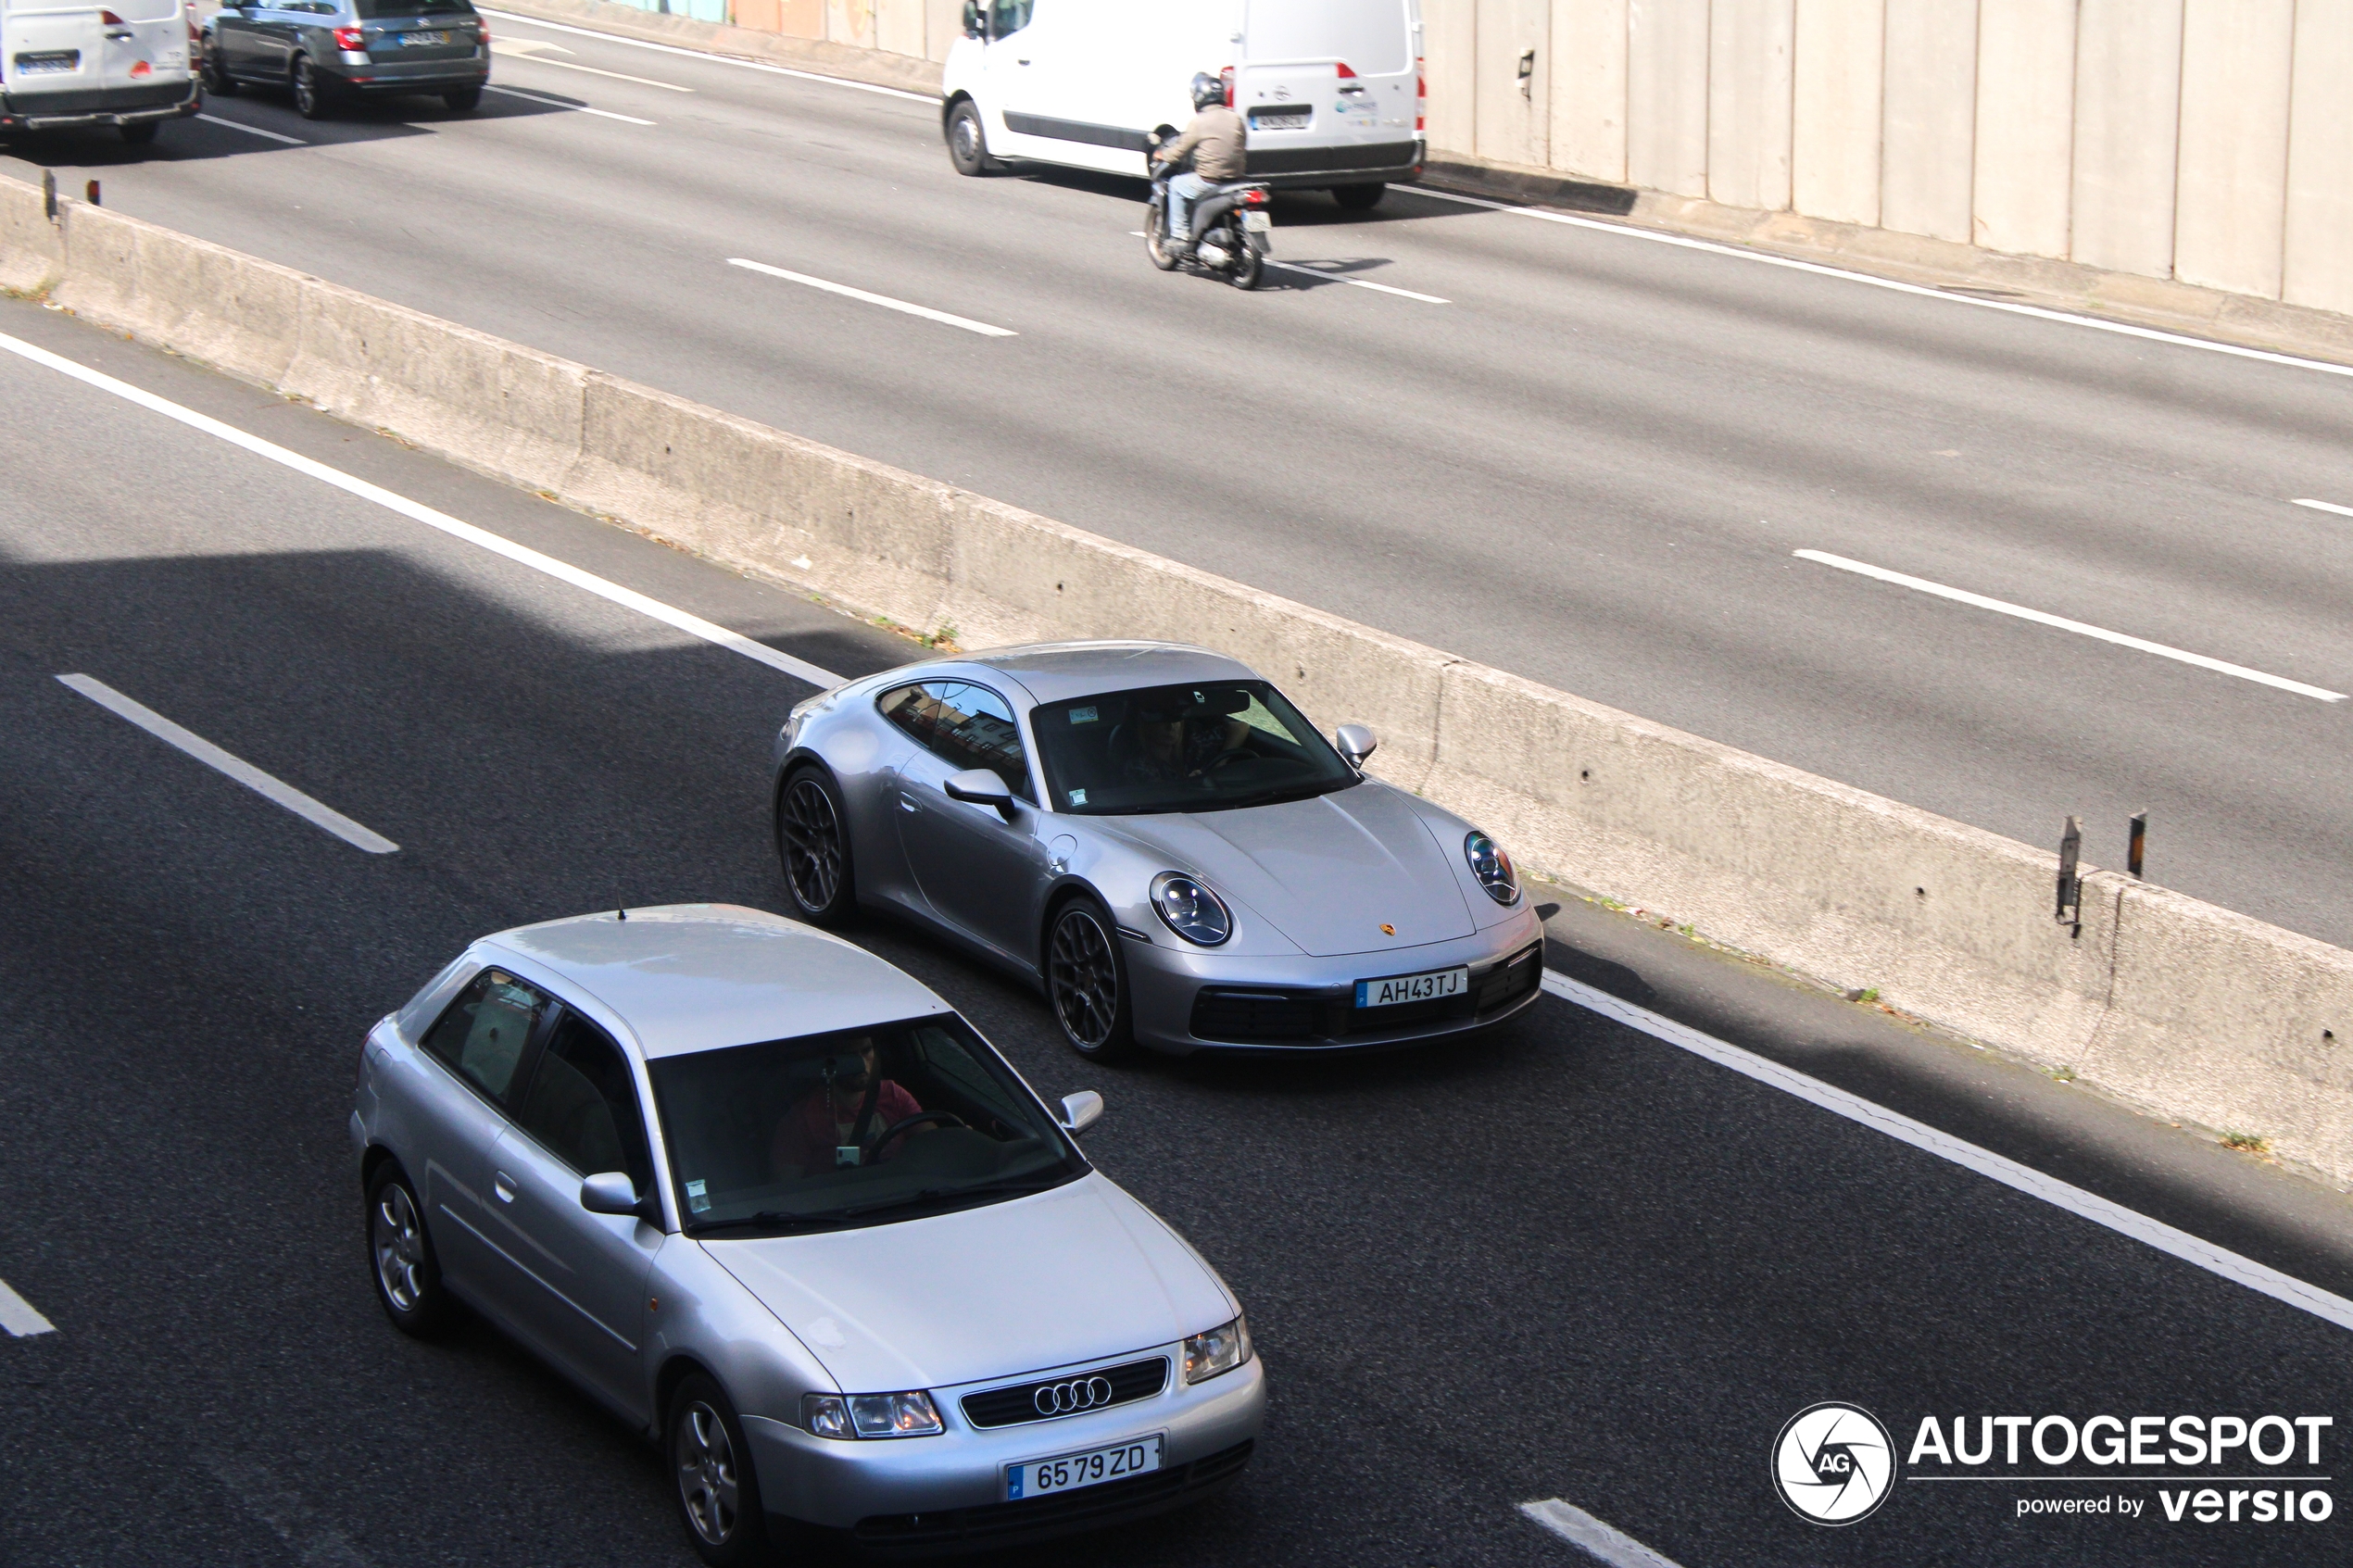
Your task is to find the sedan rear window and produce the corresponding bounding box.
[1031,679,1358,815]
[648,1014,1083,1236]
[355,0,475,16]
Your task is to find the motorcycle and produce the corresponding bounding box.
[1144,132,1272,290]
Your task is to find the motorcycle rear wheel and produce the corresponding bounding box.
[1145,203,1182,271]
[1227,234,1264,291]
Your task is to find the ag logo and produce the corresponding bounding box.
[1773,1402,1895,1524]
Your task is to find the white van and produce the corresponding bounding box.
[0,0,199,143]
[942,0,1423,209]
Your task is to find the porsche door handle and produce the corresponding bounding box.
[493,1172,516,1203]
[898,795,920,813]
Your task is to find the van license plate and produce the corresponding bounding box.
[15,51,81,73]
[1005,1434,1163,1499]
[1241,210,1271,233]
[397,31,449,45]
[1355,966,1467,1009]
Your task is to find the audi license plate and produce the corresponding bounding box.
[1241,210,1271,233]
[1005,1434,1163,1500]
[1355,965,1467,1009]
[397,31,449,45]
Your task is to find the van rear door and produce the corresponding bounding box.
[1236,0,1418,178]
[97,0,186,95]
[3,0,105,104]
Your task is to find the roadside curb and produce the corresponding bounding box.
[481,0,943,98]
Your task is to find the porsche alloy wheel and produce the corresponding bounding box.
[778,770,853,925]
[1048,899,1132,1060]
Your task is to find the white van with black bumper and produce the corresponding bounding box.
[0,0,198,143]
[942,0,1423,210]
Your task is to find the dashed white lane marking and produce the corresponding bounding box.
[495,48,691,90]
[484,83,654,124]
[0,331,838,689]
[1795,547,2347,702]
[195,112,307,145]
[478,8,937,102]
[0,1276,58,1337]
[1542,971,2353,1335]
[1265,259,1450,304]
[727,257,1017,337]
[1519,1500,1684,1568]
[57,674,400,853]
[2293,497,2353,519]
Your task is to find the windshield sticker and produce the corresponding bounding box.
[685,1178,711,1214]
[1069,788,1088,805]
[1070,706,1098,724]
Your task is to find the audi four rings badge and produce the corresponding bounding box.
[1035,1375,1115,1416]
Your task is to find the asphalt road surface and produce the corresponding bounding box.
[4,11,2350,953]
[3,299,2349,1568]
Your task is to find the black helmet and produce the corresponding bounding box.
[1190,71,1225,111]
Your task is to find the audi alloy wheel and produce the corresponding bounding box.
[1048,897,1133,1060]
[365,1162,452,1336]
[668,1374,766,1566]
[777,768,854,926]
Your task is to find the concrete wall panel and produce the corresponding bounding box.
[1792,0,1883,226]
[1707,0,1795,211]
[2284,0,2353,314]
[1476,0,1553,168]
[1970,0,2075,258]
[1550,0,1629,183]
[2069,0,2181,279]
[1627,0,1710,196]
[1423,0,1478,155]
[2173,0,2293,298]
[924,0,962,61]
[1881,0,1978,243]
[874,0,924,57]
[824,0,875,50]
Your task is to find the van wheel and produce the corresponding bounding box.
[119,121,158,145]
[946,99,995,176]
[292,56,333,119]
[1332,182,1386,211]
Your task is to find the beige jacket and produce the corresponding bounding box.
[1157,106,1248,182]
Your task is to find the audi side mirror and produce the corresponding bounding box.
[580,1171,645,1218]
[1335,723,1377,770]
[944,768,1018,821]
[1059,1089,1104,1135]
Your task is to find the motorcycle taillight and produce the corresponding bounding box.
[1220,64,1234,107]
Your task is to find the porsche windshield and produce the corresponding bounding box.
[1031,680,1359,815]
[648,1015,1084,1236]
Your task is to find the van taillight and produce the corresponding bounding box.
[1219,64,1234,107]
[333,25,363,48]
[99,8,121,20]
[1335,60,1357,78]
[1416,56,1426,132]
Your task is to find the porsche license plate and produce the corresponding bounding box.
[1006,1434,1162,1500]
[397,31,450,45]
[1355,966,1467,1009]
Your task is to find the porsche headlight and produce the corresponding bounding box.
[1183,1315,1252,1384]
[802,1389,943,1438]
[1151,872,1231,946]
[1464,831,1519,905]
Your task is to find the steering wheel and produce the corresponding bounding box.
[861,1110,966,1160]
[1205,746,1255,771]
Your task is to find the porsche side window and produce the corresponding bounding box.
[880,682,1034,802]
[421,969,547,1105]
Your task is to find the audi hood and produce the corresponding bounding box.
[700,1173,1236,1393]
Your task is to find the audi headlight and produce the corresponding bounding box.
[801,1389,943,1439]
[1182,1314,1252,1384]
[1464,831,1518,906]
[1151,872,1231,946]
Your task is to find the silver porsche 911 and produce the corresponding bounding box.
[769,642,1546,1060]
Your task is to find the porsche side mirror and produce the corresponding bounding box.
[580,1171,646,1218]
[1335,723,1377,769]
[944,768,1018,821]
[1059,1089,1104,1135]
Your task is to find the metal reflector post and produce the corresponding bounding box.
[84,180,100,207]
[2128,810,2147,880]
[2056,815,2082,931]
[43,169,57,221]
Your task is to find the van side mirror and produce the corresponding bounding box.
[1059,1090,1104,1135]
[944,768,1017,821]
[1334,724,1377,770]
[580,1172,647,1218]
[961,0,985,38]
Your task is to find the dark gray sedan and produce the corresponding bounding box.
[201,0,487,118]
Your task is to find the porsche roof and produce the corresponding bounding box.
[960,642,1261,705]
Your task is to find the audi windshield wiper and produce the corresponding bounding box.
[839,1177,1064,1220]
[687,1210,812,1236]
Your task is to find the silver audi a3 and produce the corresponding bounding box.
[352,905,1264,1561]
[770,642,1546,1060]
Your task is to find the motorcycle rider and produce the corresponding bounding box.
[1155,70,1247,252]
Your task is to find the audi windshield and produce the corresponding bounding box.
[1031,680,1359,816]
[648,1015,1085,1236]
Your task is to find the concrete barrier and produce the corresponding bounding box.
[6,174,2349,1185]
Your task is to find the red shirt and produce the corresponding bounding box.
[771,1081,924,1176]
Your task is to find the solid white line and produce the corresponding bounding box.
[1794,548,2347,702]
[2292,497,2353,520]
[484,83,654,124]
[1410,187,2353,380]
[727,257,1017,337]
[0,1276,57,1337]
[499,51,691,90]
[1265,259,1451,304]
[1519,1500,1684,1568]
[0,331,840,690]
[195,113,308,146]
[1541,971,2353,1335]
[57,674,401,854]
[478,8,937,101]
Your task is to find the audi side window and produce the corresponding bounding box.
[515,1010,653,1187]
[421,969,547,1106]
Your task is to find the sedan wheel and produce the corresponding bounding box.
[292,56,332,119]
[1049,898,1134,1060]
[366,1163,452,1336]
[777,769,854,925]
[669,1374,766,1566]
